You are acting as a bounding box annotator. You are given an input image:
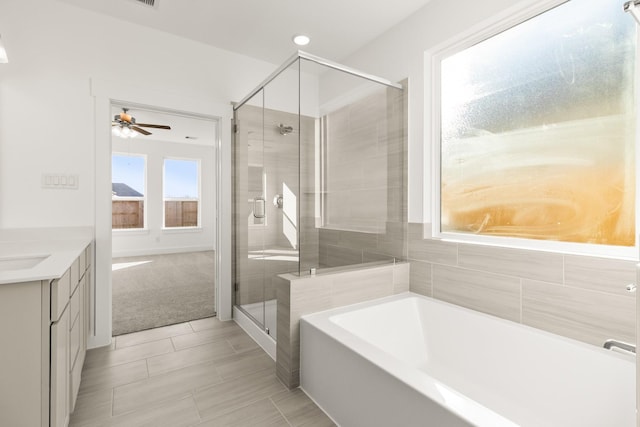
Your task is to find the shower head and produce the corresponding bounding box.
[278,123,294,135]
[624,1,640,26]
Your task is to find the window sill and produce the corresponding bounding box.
[161,226,203,234]
[112,228,150,236]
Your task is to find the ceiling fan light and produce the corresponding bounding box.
[112,126,123,137]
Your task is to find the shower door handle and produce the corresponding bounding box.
[253,197,265,218]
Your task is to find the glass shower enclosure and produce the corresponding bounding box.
[233,51,406,340]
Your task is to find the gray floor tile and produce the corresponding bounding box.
[195,398,289,427]
[108,394,201,427]
[147,340,236,377]
[115,322,195,349]
[194,368,286,420]
[113,361,223,416]
[171,323,244,350]
[214,348,276,380]
[84,339,174,369]
[226,332,260,353]
[271,388,336,427]
[70,318,331,427]
[69,388,113,426]
[80,359,149,394]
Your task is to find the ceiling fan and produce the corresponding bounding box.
[112,108,171,138]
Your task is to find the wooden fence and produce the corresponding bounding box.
[164,200,198,227]
[112,199,198,229]
[112,200,144,229]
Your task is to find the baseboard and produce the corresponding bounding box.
[112,246,214,258]
[233,306,277,361]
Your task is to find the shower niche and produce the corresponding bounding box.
[233,51,407,341]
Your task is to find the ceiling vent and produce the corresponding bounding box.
[131,0,157,8]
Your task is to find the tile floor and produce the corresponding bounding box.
[70,317,335,426]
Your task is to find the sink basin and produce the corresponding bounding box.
[0,255,49,272]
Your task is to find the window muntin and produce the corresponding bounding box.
[439,0,636,248]
[163,158,200,228]
[112,154,146,229]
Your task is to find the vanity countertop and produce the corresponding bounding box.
[0,227,94,285]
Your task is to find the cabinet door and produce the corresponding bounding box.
[50,306,69,427]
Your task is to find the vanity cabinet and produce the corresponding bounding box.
[0,241,93,427]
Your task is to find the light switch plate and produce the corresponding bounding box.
[42,174,79,190]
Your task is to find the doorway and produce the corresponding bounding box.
[110,103,218,335]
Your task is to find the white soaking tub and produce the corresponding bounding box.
[300,293,635,427]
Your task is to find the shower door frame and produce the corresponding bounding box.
[231,50,404,349]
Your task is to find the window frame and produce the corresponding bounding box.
[162,156,202,230]
[429,0,639,260]
[111,152,148,232]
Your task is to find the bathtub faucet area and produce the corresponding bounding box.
[603,339,636,354]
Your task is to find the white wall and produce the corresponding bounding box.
[0,0,312,345]
[0,0,288,228]
[320,0,531,224]
[111,137,216,257]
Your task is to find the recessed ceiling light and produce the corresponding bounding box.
[292,34,310,46]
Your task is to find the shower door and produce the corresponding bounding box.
[234,89,267,333]
[233,59,302,339]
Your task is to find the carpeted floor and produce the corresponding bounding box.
[112,251,215,336]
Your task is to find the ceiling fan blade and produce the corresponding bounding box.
[132,126,152,136]
[135,123,171,130]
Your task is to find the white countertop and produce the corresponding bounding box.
[0,227,94,285]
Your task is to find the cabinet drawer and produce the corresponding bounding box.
[51,269,71,321]
[69,314,80,375]
[79,248,87,277]
[51,305,69,427]
[85,244,92,269]
[69,285,80,329]
[70,257,80,296]
[70,347,82,413]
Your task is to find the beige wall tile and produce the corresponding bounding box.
[409,260,431,297]
[564,255,637,297]
[330,266,394,307]
[409,237,457,265]
[337,230,378,250]
[393,263,410,293]
[433,264,520,322]
[522,279,636,347]
[325,245,363,267]
[458,244,563,284]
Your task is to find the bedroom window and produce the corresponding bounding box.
[436,0,637,255]
[112,154,146,229]
[163,158,200,228]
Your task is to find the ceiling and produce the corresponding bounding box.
[57,0,432,65]
[82,0,432,144]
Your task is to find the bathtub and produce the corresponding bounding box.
[300,293,635,427]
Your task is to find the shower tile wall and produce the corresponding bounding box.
[318,82,408,267]
[408,223,637,348]
[234,105,318,305]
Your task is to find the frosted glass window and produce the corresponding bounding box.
[440,0,636,246]
[163,158,200,228]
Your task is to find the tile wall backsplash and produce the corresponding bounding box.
[276,262,410,388]
[408,222,637,348]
